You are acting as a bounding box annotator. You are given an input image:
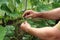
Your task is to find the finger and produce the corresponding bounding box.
[23,21,29,25]
[23,11,30,17]
[21,22,26,25]
[24,21,27,23]
[21,21,27,25]
[23,10,33,17]
[23,21,27,24]
[25,14,33,18]
[25,21,30,25]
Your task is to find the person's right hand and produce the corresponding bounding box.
[23,10,38,18]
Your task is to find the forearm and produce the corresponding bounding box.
[36,12,60,20]
[21,27,46,38]
[22,27,40,37]
[36,8,60,20]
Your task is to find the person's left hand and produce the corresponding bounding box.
[20,21,31,30]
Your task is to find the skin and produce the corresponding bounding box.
[23,8,60,20]
[20,8,60,40]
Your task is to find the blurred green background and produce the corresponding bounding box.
[0,0,60,40]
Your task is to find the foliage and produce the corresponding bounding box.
[0,26,6,40]
[0,0,60,40]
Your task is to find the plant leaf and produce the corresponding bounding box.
[0,26,6,40]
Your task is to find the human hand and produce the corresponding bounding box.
[20,21,31,30]
[23,10,38,18]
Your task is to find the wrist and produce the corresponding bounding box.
[35,12,42,18]
[24,27,32,32]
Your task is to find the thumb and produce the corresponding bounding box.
[25,14,33,18]
[24,21,28,24]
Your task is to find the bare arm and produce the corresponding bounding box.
[21,26,54,39]
[20,21,49,39]
[36,8,60,20]
[20,21,60,40]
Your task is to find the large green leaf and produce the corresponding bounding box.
[0,0,8,7]
[0,10,5,18]
[7,12,20,20]
[0,0,7,5]
[7,0,16,12]
[6,25,15,37]
[0,26,6,40]
[15,0,20,4]
[1,4,11,13]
